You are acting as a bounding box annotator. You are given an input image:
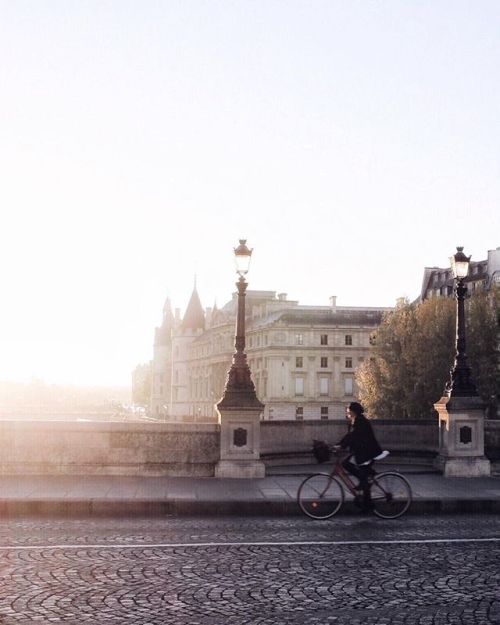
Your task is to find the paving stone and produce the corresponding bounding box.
[0,515,499,623]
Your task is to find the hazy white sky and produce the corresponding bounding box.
[1,1,499,386]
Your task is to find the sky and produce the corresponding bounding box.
[1,1,499,387]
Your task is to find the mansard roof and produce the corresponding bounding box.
[271,308,385,327]
[420,259,490,301]
[182,287,205,332]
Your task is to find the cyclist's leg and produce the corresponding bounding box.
[342,459,368,506]
[358,464,375,510]
[342,457,363,485]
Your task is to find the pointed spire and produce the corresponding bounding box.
[182,283,205,332]
[162,297,175,326]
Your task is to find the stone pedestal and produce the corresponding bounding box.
[215,407,265,478]
[434,395,490,477]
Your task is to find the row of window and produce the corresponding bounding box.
[268,405,345,420]
[182,332,357,358]
[294,376,353,396]
[295,333,352,346]
[294,403,348,420]
[247,333,354,348]
[295,356,353,368]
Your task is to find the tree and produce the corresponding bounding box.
[357,290,498,419]
[466,288,500,418]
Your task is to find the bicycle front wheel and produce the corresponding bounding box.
[371,472,412,519]
[297,473,344,519]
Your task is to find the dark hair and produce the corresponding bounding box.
[349,401,364,417]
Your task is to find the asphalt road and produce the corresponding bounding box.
[0,515,499,624]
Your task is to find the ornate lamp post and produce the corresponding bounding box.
[445,247,478,398]
[215,239,265,478]
[217,240,264,411]
[434,246,490,477]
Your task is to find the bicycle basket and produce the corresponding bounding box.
[312,440,331,464]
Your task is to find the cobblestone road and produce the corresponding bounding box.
[0,515,499,624]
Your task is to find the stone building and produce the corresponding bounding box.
[420,246,500,301]
[150,287,391,421]
[419,246,500,420]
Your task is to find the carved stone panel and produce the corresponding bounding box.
[459,425,472,446]
[233,427,248,448]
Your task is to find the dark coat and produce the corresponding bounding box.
[339,414,382,465]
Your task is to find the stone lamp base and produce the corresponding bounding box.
[434,395,491,477]
[215,407,266,478]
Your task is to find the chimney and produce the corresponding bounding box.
[278,293,287,301]
[330,296,337,310]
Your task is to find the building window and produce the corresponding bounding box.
[268,407,274,420]
[296,333,304,345]
[345,335,352,346]
[320,334,328,345]
[319,378,329,396]
[345,377,353,395]
[320,357,328,368]
[295,356,303,368]
[345,357,352,368]
[295,377,304,396]
[321,406,329,420]
[295,406,303,420]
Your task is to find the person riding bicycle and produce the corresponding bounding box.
[335,401,386,511]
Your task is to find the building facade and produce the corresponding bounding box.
[420,246,500,301]
[150,288,391,421]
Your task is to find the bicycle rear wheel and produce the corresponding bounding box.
[371,472,412,519]
[297,473,344,519]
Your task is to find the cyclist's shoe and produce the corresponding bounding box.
[360,496,374,513]
[360,504,374,514]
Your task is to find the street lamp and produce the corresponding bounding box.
[445,246,478,398]
[217,240,264,410]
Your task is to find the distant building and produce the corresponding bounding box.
[420,246,500,301]
[131,362,152,406]
[150,287,391,421]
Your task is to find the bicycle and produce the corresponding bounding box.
[297,446,412,520]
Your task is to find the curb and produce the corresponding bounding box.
[1,499,500,518]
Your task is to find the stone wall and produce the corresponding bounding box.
[260,419,440,461]
[0,418,498,476]
[485,420,500,460]
[0,420,219,477]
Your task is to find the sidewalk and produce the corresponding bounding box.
[0,464,499,517]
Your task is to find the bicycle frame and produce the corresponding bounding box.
[327,451,370,496]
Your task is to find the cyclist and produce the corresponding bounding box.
[335,401,386,511]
